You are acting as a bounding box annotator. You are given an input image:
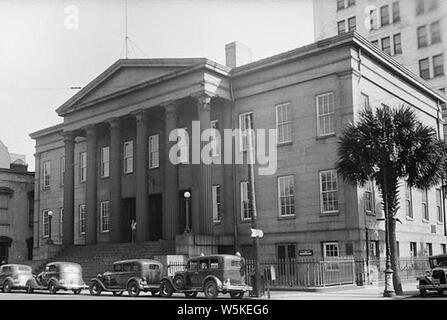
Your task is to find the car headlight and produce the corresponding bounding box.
[224,278,231,286]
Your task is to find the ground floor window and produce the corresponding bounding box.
[425,243,433,256]
[277,243,296,260]
[59,208,64,237]
[42,210,49,238]
[442,244,446,254]
[410,242,417,257]
[369,240,380,258]
[79,204,86,235]
[323,242,339,259]
[100,201,109,232]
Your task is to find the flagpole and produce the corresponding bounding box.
[246,115,262,298]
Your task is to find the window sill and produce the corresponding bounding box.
[213,221,221,225]
[100,176,110,180]
[42,187,50,191]
[316,133,336,140]
[278,215,296,220]
[240,219,252,224]
[277,141,293,147]
[320,211,339,216]
[422,219,430,224]
[406,216,414,221]
[100,230,109,233]
[148,167,159,170]
[437,221,444,225]
[365,211,376,216]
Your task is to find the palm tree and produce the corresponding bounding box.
[336,105,445,295]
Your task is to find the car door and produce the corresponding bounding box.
[194,259,209,288]
[185,260,199,289]
[120,263,132,289]
[108,264,122,289]
[42,264,57,287]
[0,266,5,285]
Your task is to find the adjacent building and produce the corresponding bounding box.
[31,32,447,263]
[0,140,34,264]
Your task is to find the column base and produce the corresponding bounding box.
[175,233,218,257]
[38,243,63,261]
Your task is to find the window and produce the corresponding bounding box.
[430,21,441,44]
[436,189,443,223]
[380,5,389,26]
[433,54,444,77]
[277,244,296,260]
[392,2,400,23]
[415,0,424,15]
[417,26,428,48]
[276,103,292,144]
[100,201,109,232]
[278,175,295,217]
[323,242,339,258]
[369,8,378,30]
[43,161,51,189]
[316,92,335,136]
[371,40,379,47]
[212,185,221,223]
[79,204,86,235]
[393,33,402,55]
[364,180,374,214]
[348,16,356,32]
[42,210,49,238]
[239,112,253,152]
[337,20,345,35]
[240,181,252,221]
[123,141,133,173]
[410,242,417,257]
[428,0,439,12]
[79,152,86,182]
[442,244,446,254]
[320,170,339,214]
[101,146,110,178]
[59,208,64,237]
[210,121,221,157]
[426,243,433,256]
[337,0,344,10]
[422,189,429,221]
[347,0,355,7]
[60,157,65,186]
[369,240,380,258]
[381,36,391,55]
[405,183,413,219]
[148,135,159,168]
[419,58,430,80]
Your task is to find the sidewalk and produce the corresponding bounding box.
[264,281,419,300]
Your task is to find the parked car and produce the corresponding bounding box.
[0,264,34,293]
[161,254,252,299]
[26,262,86,294]
[417,254,447,297]
[89,259,166,297]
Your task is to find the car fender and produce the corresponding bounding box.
[126,276,143,288]
[48,277,61,288]
[26,277,39,288]
[2,276,14,286]
[90,278,108,290]
[202,275,223,290]
[160,276,175,287]
[417,276,433,285]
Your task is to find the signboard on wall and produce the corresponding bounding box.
[298,249,313,257]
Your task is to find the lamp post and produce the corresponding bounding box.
[47,210,54,244]
[184,191,191,233]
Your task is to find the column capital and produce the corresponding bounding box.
[192,92,214,108]
[106,117,121,129]
[132,109,148,123]
[161,100,178,112]
[83,124,97,136]
[63,131,76,143]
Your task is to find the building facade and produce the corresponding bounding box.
[31,33,447,262]
[314,0,446,94]
[0,140,34,264]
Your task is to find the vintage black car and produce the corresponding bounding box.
[89,259,166,297]
[0,264,34,293]
[161,254,252,299]
[417,254,447,297]
[26,262,85,294]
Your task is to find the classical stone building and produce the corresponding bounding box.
[0,140,34,264]
[31,32,447,262]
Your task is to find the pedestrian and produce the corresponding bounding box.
[131,219,137,243]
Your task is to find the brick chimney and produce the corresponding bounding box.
[225,41,253,68]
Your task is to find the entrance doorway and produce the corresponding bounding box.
[26,238,33,260]
[0,236,12,264]
[122,198,136,243]
[149,194,162,241]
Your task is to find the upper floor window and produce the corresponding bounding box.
[417,26,428,48]
[42,210,50,238]
[240,181,253,221]
[393,33,402,55]
[101,146,110,178]
[123,141,133,174]
[436,188,443,223]
[392,2,400,23]
[347,0,355,7]
[405,183,413,219]
[364,180,374,214]
[369,8,378,30]
[43,161,51,189]
[316,92,335,136]
[433,54,444,77]
[380,5,389,26]
[337,20,345,35]
[430,21,441,44]
[210,120,221,157]
[347,16,356,32]
[320,170,339,214]
[419,58,430,80]
[100,201,109,233]
[278,175,295,217]
[361,93,370,108]
[276,103,292,144]
[212,185,221,223]
[59,208,64,237]
[148,134,160,168]
[421,189,429,221]
[371,40,379,47]
[428,0,439,12]
[79,152,87,183]
[337,0,344,10]
[381,36,391,55]
[239,112,253,152]
[415,0,424,15]
[60,157,65,186]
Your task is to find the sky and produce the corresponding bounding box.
[0,0,314,171]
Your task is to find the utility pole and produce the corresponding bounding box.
[246,115,262,298]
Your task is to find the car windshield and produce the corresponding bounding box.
[61,265,80,273]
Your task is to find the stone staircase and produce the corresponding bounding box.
[48,240,175,281]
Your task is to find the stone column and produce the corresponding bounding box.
[195,93,213,235]
[135,110,149,242]
[222,102,235,235]
[162,102,179,239]
[63,132,75,245]
[108,118,122,243]
[85,125,97,245]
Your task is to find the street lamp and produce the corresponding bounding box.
[184,191,191,233]
[47,210,54,244]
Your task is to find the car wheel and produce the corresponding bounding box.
[112,291,123,296]
[3,280,12,293]
[127,281,140,297]
[48,282,58,295]
[89,281,102,296]
[73,289,81,295]
[184,291,198,298]
[160,280,174,298]
[173,274,185,290]
[204,281,219,299]
[229,291,244,299]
